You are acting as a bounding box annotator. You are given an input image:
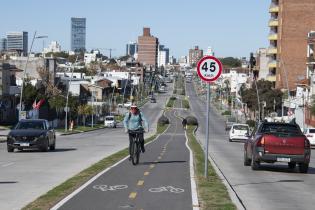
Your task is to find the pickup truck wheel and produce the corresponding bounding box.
[49,142,56,150]
[288,162,296,169]
[251,154,260,170]
[229,138,232,142]
[299,163,309,173]
[7,145,14,153]
[244,150,251,166]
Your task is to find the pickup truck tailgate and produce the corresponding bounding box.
[264,134,305,155]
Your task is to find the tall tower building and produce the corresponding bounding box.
[0,38,7,52]
[137,27,159,67]
[6,32,28,56]
[267,0,315,90]
[126,42,138,57]
[189,46,203,66]
[71,17,86,52]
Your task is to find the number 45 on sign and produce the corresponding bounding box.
[197,56,223,82]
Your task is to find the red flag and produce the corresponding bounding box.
[35,99,45,110]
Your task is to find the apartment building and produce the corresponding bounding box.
[267,0,315,90]
[188,46,203,66]
[137,28,159,68]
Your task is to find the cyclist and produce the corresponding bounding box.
[182,118,187,130]
[123,104,149,159]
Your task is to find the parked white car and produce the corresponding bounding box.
[123,102,132,108]
[304,128,315,146]
[104,116,117,128]
[229,124,249,142]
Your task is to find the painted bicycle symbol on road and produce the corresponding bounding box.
[149,186,184,193]
[93,185,128,192]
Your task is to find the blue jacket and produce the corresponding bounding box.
[123,111,149,131]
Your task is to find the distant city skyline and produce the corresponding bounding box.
[0,0,270,58]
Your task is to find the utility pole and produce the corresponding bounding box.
[105,48,116,59]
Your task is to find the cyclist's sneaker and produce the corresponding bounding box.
[141,146,145,153]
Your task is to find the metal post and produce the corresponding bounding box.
[205,83,210,177]
[65,56,78,132]
[91,89,94,128]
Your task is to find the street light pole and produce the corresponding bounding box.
[19,32,48,120]
[65,56,78,132]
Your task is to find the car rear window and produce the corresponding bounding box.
[308,129,315,133]
[261,124,302,136]
[233,125,249,131]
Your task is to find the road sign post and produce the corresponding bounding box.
[196,56,223,178]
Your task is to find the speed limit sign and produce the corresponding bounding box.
[197,56,223,82]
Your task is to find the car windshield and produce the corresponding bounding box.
[261,124,302,136]
[15,121,45,130]
[106,117,114,121]
[233,125,248,131]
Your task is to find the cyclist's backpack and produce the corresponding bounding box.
[128,111,143,126]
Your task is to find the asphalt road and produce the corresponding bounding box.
[0,88,171,210]
[186,82,315,210]
[53,110,196,210]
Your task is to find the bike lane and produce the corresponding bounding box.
[52,110,198,210]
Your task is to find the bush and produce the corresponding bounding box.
[246,120,256,128]
[185,116,198,126]
[182,99,190,109]
[222,111,231,116]
[158,115,170,125]
[170,96,176,100]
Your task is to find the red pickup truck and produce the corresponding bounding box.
[244,122,311,173]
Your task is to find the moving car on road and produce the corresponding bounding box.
[304,128,315,146]
[150,97,157,103]
[7,119,56,152]
[104,116,117,128]
[229,124,249,142]
[225,116,237,131]
[244,121,311,173]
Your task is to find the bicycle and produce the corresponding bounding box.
[129,129,143,165]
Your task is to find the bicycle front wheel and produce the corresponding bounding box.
[135,141,140,165]
[131,141,137,165]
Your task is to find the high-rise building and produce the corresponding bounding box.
[126,42,138,57]
[137,27,159,67]
[256,48,269,80]
[189,46,203,66]
[158,45,170,67]
[0,38,7,52]
[71,17,86,52]
[267,0,315,89]
[6,32,28,56]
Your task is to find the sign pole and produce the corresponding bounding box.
[205,82,210,177]
[196,56,222,178]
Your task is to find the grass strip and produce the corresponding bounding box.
[186,126,236,210]
[22,123,168,210]
[166,97,176,108]
[182,98,190,109]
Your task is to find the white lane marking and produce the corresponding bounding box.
[185,127,200,210]
[2,162,14,167]
[149,186,184,193]
[93,185,128,192]
[51,123,170,210]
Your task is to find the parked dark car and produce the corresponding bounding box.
[150,97,157,103]
[7,119,56,152]
[244,121,311,173]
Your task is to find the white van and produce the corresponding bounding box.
[229,124,249,142]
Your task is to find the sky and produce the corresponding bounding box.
[0,0,270,59]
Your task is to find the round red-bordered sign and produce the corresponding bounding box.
[197,56,223,82]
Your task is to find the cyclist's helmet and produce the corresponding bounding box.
[130,103,137,109]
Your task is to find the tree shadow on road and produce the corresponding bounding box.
[140,160,186,165]
[0,181,18,184]
[233,179,304,187]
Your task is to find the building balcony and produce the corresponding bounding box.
[269,19,279,27]
[268,33,278,41]
[268,61,277,68]
[269,5,279,13]
[266,74,276,82]
[267,47,278,55]
[307,56,315,64]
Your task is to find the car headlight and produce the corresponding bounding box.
[7,135,15,141]
[35,134,46,141]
